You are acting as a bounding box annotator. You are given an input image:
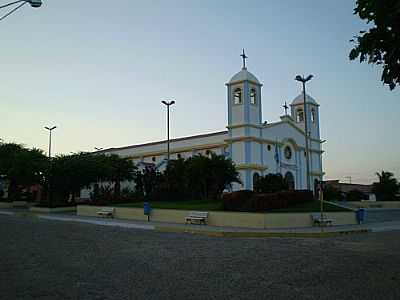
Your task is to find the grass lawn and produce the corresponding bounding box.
[269,201,351,213]
[115,200,224,211]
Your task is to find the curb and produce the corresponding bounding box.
[155,226,371,238]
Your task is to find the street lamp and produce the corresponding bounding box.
[0,0,42,21]
[295,74,313,191]
[161,100,175,163]
[44,126,56,158]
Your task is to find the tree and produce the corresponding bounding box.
[253,173,288,193]
[50,153,137,204]
[0,143,48,201]
[101,154,137,197]
[349,0,400,90]
[372,171,399,201]
[185,153,241,200]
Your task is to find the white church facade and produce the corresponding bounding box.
[96,54,324,192]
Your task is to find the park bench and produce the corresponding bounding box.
[185,211,208,225]
[97,207,115,218]
[310,213,333,226]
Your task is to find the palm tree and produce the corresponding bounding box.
[372,171,399,201]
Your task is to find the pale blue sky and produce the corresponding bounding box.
[1,1,399,183]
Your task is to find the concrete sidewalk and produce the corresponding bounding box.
[2,208,400,237]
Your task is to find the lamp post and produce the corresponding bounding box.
[44,125,56,206]
[295,74,313,191]
[44,126,56,158]
[0,0,42,21]
[161,100,175,164]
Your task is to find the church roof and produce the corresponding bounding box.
[228,68,261,85]
[291,93,319,106]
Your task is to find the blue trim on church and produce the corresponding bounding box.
[245,141,251,164]
[245,169,251,189]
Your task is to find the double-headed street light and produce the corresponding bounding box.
[161,100,175,164]
[44,126,56,158]
[295,74,313,191]
[0,0,42,21]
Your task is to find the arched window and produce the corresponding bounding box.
[233,88,242,104]
[250,88,256,104]
[311,108,316,123]
[284,172,295,190]
[296,109,304,122]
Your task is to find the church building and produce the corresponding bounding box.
[96,52,324,192]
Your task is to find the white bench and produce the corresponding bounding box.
[97,207,115,218]
[311,213,333,226]
[185,211,208,225]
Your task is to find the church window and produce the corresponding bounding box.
[233,88,242,104]
[152,157,156,162]
[311,108,316,123]
[250,88,256,104]
[267,145,271,151]
[284,172,295,190]
[296,109,304,122]
[284,146,292,160]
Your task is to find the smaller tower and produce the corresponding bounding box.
[290,93,320,140]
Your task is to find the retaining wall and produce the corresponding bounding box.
[77,205,357,229]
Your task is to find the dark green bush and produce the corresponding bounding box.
[223,190,313,212]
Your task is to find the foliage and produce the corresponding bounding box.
[253,173,289,193]
[222,190,313,212]
[0,143,48,201]
[349,0,400,90]
[372,171,399,201]
[50,153,137,205]
[346,189,367,202]
[131,153,241,202]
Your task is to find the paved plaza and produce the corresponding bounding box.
[0,214,400,300]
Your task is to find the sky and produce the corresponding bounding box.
[0,0,399,184]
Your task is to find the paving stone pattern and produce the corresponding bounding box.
[0,215,399,300]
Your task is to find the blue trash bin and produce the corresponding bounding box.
[356,208,366,224]
[144,202,151,221]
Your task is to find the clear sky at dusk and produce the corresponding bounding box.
[1,0,399,184]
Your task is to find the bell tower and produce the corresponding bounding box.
[290,93,320,140]
[226,50,265,190]
[226,49,263,128]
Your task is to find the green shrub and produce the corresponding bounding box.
[223,190,313,212]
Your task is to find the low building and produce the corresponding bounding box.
[324,180,375,201]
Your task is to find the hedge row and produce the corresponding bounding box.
[222,190,313,212]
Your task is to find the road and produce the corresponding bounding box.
[0,214,399,300]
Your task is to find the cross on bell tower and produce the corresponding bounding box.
[283,101,289,115]
[240,49,248,69]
